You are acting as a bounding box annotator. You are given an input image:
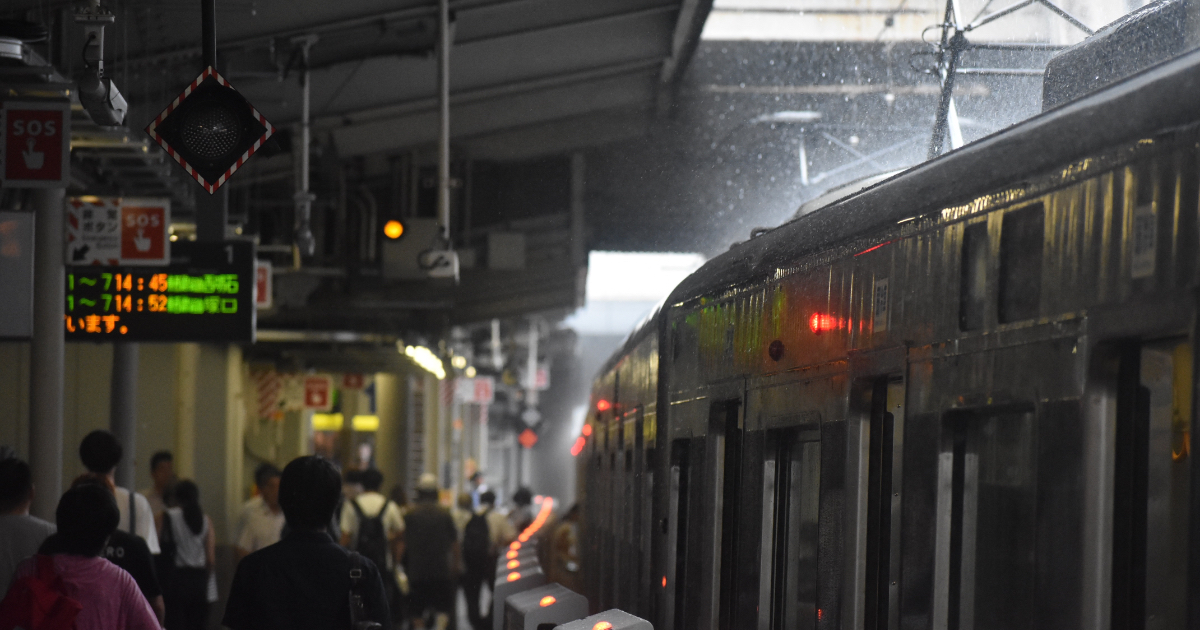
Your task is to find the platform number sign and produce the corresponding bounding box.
[873,278,890,333]
[1,101,71,188]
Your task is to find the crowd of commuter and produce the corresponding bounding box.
[0,433,580,630]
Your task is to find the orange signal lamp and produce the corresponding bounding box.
[661,576,667,588]
[506,550,519,560]
[510,541,521,550]
[383,220,405,239]
[596,399,611,412]
[593,623,613,630]
[570,436,586,457]
[539,596,556,607]
[582,424,593,436]
[507,559,520,569]
[507,572,521,582]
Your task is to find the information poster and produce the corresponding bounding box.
[64,240,255,342]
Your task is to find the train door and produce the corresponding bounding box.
[757,425,822,630]
[861,378,905,630]
[1111,341,1191,630]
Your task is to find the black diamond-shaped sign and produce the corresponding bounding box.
[146,66,275,194]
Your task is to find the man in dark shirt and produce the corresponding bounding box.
[403,473,460,630]
[223,456,389,630]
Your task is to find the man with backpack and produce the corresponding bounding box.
[460,491,514,630]
[339,469,404,613]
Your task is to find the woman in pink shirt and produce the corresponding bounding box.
[2,484,160,630]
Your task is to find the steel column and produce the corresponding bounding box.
[437,0,452,244]
[110,343,138,490]
[29,187,65,520]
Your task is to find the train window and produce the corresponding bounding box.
[997,204,1044,323]
[941,407,1037,630]
[959,222,988,331]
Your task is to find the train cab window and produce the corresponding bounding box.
[959,222,988,331]
[998,204,1045,324]
[941,407,1037,630]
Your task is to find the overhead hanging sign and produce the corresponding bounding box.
[64,240,255,342]
[65,197,170,266]
[146,67,275,194]
[1,100,71,188]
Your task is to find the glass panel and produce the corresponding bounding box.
[777,439,821,630]
[959,222,988,331]
[946,409,1037,630]
[998,204,1044,323]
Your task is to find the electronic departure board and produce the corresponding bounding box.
[65,241,255,342]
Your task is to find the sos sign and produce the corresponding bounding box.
[1,101,71,188]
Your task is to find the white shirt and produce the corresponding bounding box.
[234,495,264,545]
[115,486,160,554]
[165,507,210,569]
[236,501,285,553]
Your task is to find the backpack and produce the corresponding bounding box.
[462,509,493,574]
[0,555,82,630]
[350,498,391,575]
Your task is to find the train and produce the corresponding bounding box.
[576,10,1200,630]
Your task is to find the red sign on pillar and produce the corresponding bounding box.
[303,376,333,411]
[1,101,70,188]
[254,259,272,309]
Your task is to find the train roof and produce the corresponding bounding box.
[667,46,1200,311]
[591,46,1200,386]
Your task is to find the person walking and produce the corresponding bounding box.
[339,468,404,622]
[140,451,174,521]
[0,484,159,630]
[37,474,166,623]
[78,430,160,555]
[162,480,215,630]
[0,457,55,597]
[223,455,389,630]
[460,490,515,630]
[404,474,459,630]
[235,465,284,561]
[508,488,534,535]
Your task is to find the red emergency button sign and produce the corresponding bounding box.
[2,101,70,188]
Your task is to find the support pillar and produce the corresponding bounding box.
[29,187,65,520]
[110,343,138,489]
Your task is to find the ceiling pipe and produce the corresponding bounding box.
[293,34,319,262]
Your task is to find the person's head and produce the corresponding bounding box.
[0,457,33,514]
[261,470,282,510]
[513,487,533,507]
[360,468,383,493]
[56,483,119,556]
[416,472,439,502]
[279,456,341,532]
[79,430,122,475]
[469,471,483,487]
[254,462,281,492]
[479,490,496,507]
[173,479,205,535]
[150,451,174,489]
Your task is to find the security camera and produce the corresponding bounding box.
[77,71,127,127]
[74,1,127,127]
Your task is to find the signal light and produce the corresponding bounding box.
[507,560,520,569]
[383,220,405,239]
[506,550,519,560]
[596,399,611,412]
[540,596,557,607]
[582,424,593,436]
[510,541,521,550]
[593,623,613,630]
[809,312,837,334]
[661,576,667,588]
[571,436,586,457]
[507,572,521,582]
